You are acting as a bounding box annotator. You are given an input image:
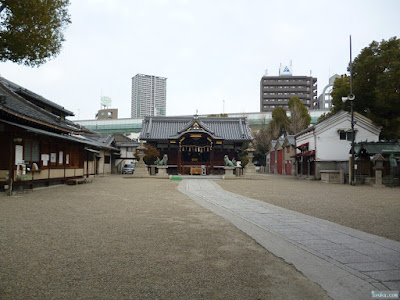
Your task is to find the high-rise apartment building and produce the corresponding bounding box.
[260,63,317,112]
[131,74,167,118]
[318,74,339,109]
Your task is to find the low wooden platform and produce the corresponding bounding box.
[190,167,203,175]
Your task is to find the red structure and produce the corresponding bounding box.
[277,149,283,174]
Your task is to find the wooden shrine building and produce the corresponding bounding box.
[140,115,253,175]
[0,76,120,193]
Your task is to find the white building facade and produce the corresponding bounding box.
[131,74,167,118]
[294,111,381,179]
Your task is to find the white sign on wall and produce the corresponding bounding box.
[15,145,23,165]
[41,154,49,166]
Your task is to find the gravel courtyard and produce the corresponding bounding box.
[218,175,400,242]
[0,176,330,300]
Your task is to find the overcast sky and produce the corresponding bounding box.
[1,0,399,120]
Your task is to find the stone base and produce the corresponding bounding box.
[157,166,168,176]
[224,167,236,178]
[320,169,344,184]
[244,164,257,176]
[372,184,385,188]
[132,163,149,177]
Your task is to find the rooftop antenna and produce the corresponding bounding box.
[223,100,225,114]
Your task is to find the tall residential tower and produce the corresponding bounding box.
[131,74,167,118]
[260,62,317,112]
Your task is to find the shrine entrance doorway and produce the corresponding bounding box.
[178,134,216,175]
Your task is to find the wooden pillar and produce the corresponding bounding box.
[178,143,182,174]
[8,134,14,194]
[48,147,51,185]
[86,151,89,178]
[210,145,214,174]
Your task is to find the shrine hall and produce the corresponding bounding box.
[139,115,253,175]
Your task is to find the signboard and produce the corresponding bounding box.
[15,145,23,165]
[279,64,292,76]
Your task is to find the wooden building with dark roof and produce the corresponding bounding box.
[139,115,253,175]
[0,77,119,193]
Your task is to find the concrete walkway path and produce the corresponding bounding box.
[178,179,400,300]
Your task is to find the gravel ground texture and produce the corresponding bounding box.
[218,175,400,242]
[0,176,330,300]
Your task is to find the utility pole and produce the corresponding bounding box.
[342,35,356,185]
[350,35,355,186]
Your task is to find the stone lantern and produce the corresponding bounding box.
[133,142,149,177]
[245,143,257,177]
[372,154,386,188]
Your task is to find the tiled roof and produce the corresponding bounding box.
[0,77,74,116]
[0,77,87,134]
[140,115,253,141]
[294,110,379,138]
[79,134,119,151]
[354,141,400,156]
[112,134,139,147]
[2,120,119,152]
[113,134,134,143]
[285,135,295,145]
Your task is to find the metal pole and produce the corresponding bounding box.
[350,36,353,96]
[350,35,355,185]
[351,99,355,185]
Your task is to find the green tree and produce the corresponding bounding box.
[287,97,311,134]
[331,75,351,112]
[135,145,160,165]
[331,37,400,139]
[0,0,71,67]
[271,106,289,136]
